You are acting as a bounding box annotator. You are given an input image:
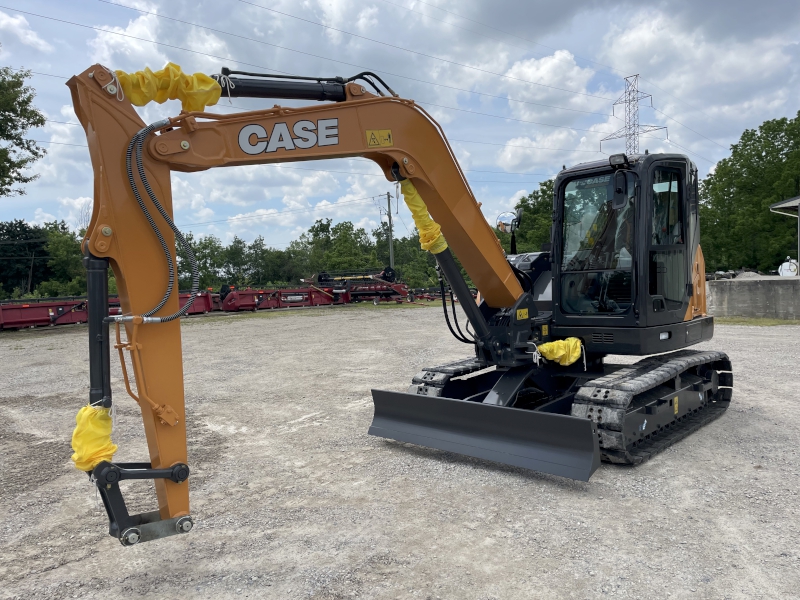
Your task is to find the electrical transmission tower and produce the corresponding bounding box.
[601,74,666,154]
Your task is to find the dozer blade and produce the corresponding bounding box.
[369,390,601,481]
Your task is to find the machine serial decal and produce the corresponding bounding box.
[366,129,393,147]
[238,119,339,155]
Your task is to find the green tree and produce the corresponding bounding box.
[0,219,50,296]
[221,236,250,286]
[177,232,225,290]
[700,112,800,271]
[495,179,554,255]
[37,221,85,296]
[0,66,46,197]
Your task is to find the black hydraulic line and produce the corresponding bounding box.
[125,124,174,317]
[438,275,472,345]
[132,127,199,322]
[345,71,398,97]
[433,248,491,340]
[449,289,473,343]
[85,253,112,409]
[510,263,534,294]
[122,120,199,322]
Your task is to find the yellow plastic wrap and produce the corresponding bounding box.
[115,62,221,112]
[400,179,448,254]
[538,338,582,366]
[71,405,118,472]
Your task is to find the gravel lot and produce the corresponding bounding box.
[1,305,798,600]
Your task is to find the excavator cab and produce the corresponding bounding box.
[549,153,713,353]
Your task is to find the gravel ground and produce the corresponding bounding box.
[0,305,798,600]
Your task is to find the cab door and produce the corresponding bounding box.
[647,163,690,326]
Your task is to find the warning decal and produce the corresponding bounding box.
[366,129,393,147]
[516,308,529,321]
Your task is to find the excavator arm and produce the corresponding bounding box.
[67,64,528,544]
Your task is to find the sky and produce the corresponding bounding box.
[1,0,799,248]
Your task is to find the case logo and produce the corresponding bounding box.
[238,119,339,155]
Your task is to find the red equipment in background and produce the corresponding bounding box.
[0,274,413,331]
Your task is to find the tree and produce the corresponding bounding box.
[221,236,251,286]
[0,66,46,197]
[177,232,226,290]
[700,112,800,271]
[0,219,50,296]
[37,221,85,296]
[496,179,554,254]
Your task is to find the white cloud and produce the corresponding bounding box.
[88,13,167,71]
[0,11,53,53]
[31,208,56,225]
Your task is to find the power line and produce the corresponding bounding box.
[450,138,603,153]
[377,0,722,142]
[178,195,389,228]
[227,0,610,100]
[650,107,726,150]
[0,238,49,245]
[402,0,624,75]
[86,1,615,135]
[85,4,616,119]
[417,101,611,134]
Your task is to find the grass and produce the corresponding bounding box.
[715,316,800,326]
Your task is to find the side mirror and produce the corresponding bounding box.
[515,207,524,226]
[496,212,518,234]
[612,171,628,210]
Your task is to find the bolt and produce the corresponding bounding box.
[121,528,141,545]
[360,86,366,93]
[176,517,193,534]
[402,157,409,164]
[88,71,94,78]
[106,84,117,95]
[180,140,190,150]
[101,226,112,237]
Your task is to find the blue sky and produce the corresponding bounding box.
[1,0,798,247]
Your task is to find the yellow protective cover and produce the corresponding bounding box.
[538,338,582,366]
[400,179,448,254]
[71,405,118,472]
[115,62,221,112]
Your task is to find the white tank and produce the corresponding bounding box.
[778,257,799,276]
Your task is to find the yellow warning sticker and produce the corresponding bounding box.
[366,129,393,147]
[674,396,679,415]
[516,308,529,321]
[542,324,549,336]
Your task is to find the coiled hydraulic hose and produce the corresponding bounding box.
[123,119,199,322]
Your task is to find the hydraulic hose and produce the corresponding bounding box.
[125,120,199,322]
[438,271,473,345]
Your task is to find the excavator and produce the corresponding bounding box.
[68,63,732,546]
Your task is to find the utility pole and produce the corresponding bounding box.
[601,74,666,154]
[386,192,394,268]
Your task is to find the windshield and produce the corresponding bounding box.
[560,172,636,315]
[562,173,635,272]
